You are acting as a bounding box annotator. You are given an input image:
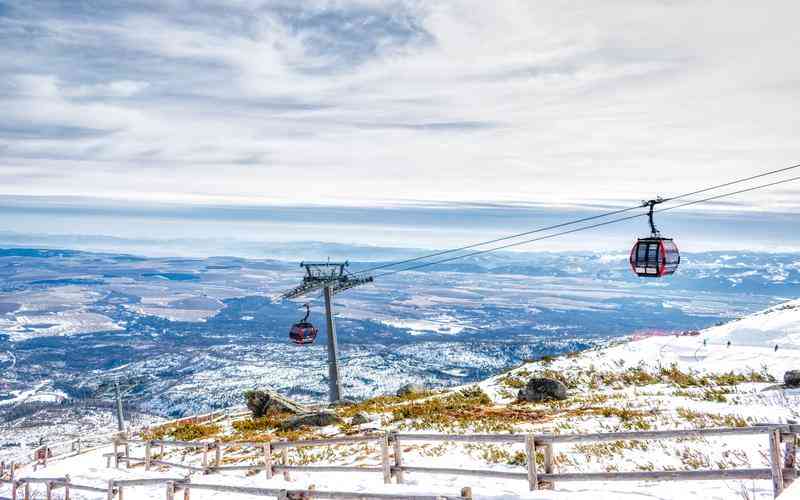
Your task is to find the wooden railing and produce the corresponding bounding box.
[114,424,799,498]
[391,425,799,498]
[118,433,391,483]
[1,474,472,500]
[5,423,797,499]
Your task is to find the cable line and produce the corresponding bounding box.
[372,174,800,278]
[350,162,800,276]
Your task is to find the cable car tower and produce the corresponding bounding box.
[279,261,373,403]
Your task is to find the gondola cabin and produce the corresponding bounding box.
[289,303,318,345]
[629,237,680,277]
[289,322,318,345]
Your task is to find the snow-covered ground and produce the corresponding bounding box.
[2,300,799,499]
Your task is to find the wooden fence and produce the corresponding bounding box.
[1,474,471,500]
[393,425,799,497]
[0,407,245,475]
[116,434,391,483]
[5,423,798,499]
[112,424,798,498]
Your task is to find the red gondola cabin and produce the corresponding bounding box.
[629,237,680,277]
[289,322,318,345]
[289,304,318,345]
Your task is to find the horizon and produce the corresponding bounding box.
[2,194,800,259]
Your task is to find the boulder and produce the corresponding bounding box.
[350,412,371,425]
[517,377,568,402]
[279,411,342,430]
[785,370,800,388]
[244,389,310,418]
[397,383,425,397]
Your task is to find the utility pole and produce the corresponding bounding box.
[114,379,125,432]
[323,285,342,402]
[280,261,372,404]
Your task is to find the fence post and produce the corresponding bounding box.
[460,486,472,500]
[107,480,115,500]
[145,441,152,471]
[525,435,538,491]
[64,474,71,500]
[125,441,131,469]
[381,432,392,484]
[11,480,18,500]
[202,444,208,472]
[769,428,785,497]
[215,441,222,467]
[783,432,797,488]
[183,476,191,500]
[264,443,273,479]
[542,443,555,490]
[113,439,120,469]
[282,447,290,481]
[391,432,404,484]
[24,481,30,500]
[166,481,175,500]
[160,442,165,457]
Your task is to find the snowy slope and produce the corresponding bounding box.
[3,299,800,500]
[704,299,800,349]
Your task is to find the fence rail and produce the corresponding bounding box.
[119,432,391,483]
[2,474,471,500]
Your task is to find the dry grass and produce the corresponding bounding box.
[676,407,749,428]
[142,421,221,441]
[336,391,435,419]
[391,386,540,432]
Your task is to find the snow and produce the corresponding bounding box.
[3,299,800,499]
[379,316,472,335]
[704,299,800,349]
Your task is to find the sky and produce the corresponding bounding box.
[1,1,799,254]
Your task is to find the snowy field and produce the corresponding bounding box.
[2,300,799,499]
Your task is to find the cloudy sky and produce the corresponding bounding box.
[1,1,799,253]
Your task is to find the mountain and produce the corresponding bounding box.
[2,298,799,499]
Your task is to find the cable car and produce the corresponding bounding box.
[289,304,318,345]
[629,198,680,277]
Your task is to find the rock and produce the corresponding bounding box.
[244,389,311,418]
[397,383,425,397]
[517,377,568,402]
[785,370,800,388]
[279,411,342,430]
[350,412,370,425]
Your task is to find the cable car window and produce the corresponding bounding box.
[637,244,648,261]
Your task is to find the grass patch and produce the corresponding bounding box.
[676,407,748,428]
[574,440,649,459]
[336,391,434,419]
[142,421,221,441]
[392,387,535,432]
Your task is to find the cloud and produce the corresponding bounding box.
[0,0,798,212]
[67,80,150,98]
